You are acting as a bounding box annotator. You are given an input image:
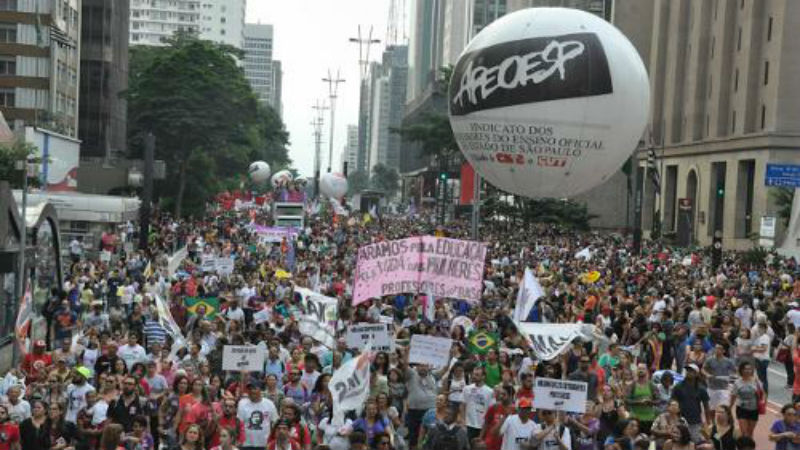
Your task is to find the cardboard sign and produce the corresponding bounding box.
[345,323,394,352]
[215,257,234,275]
[222,345,265,372]
[353,236,488,305]
[533,377,588,413]
[408,335,452,368]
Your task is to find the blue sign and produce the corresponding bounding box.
[765,163,800,188]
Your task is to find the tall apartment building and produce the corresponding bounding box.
[243,24,281,113]
[129,0,200,46]
[0,0,82,138]
[271,60,282,117]
[341,124,358,173]
[198,0,245,48]
[80,0,130,159]
[634,0,800,249]
[508,0,610,17]
[366,45,408,175]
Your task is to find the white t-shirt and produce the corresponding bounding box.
[5,399,31,423]
[65,383,95,423]
[117,344,147,370]
[318,417,353,450]
[787,309,800,328]
[89,399,108,426]
[237,397,279,447]
[753,333,771,361]
[463,383,494,429]
[534,424,573,450]
[500,415,539,450]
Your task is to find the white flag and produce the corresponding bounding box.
[512,268,544,323]
[517,323,595,361]
[330,348,372,425]
[575,247,593,260]
[295,287,338,348]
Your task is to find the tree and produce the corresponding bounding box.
[0,141,42,189]
[126,33,290,216]
[370,164,400,198]
[347,170,369,195]
[770,187,795,227]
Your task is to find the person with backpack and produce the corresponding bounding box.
[423,403,469,450]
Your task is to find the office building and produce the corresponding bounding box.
[271,60,282,117]
[80,0,130,159]
[366,45,408,174]
[634,0,800,249]
[244,24,281,112]
[199,0,245,48]
[508,0,610,18]
[341,124,358,173]
[0,0,82,138]
[129,0,200,45]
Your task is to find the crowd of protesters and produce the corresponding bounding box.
[2,198,800,450]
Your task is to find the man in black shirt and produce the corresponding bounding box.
[671,364,711,444]
[107,375,147,432]
[93,343,121,379]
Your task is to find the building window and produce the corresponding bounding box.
[220,17,225,23]
[0,57,15,75]
[0,0,17,11]
[764,61,769,85]
[0,23,16,43]
[0,88,14,107]
[767,16,773,41]
[761,104,766,129]
[737,28,742,51]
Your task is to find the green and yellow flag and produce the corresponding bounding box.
[468,330,499,355]
[185,297,219,318]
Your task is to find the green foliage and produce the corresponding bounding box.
[739,246,770,269]
[483,189,598,231]
[0,141,42,188]
[370,164,400,197]
[770,187,795,227]
[347,170,369,195]
[126,33,290,216]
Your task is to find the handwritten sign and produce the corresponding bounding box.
[409,335,452,368]
[345,323,394,353]
[533,377,587,413]
[222,345,265,372]
[353,236,488,305]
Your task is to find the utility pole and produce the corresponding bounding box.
[311,100,328,197]
[349,26,381,173]
[322,70,345,173]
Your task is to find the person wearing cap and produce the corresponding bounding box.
[65,366,95,424]
[237,380,279,450]
[498,398,538,450]
[671,364,710,444]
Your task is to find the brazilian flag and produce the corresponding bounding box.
[468,330,499,355]
[185,297,219,318]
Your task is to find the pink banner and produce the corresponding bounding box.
[353,236,488,305]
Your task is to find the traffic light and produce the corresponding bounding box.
[717,187,724,197]
[439,171,448,181]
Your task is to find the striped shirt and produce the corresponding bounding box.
[143,319,167,346]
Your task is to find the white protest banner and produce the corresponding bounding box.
[346,323,394,353]
[330,349,372,425]
[253,225,299,243]
[216,257,234,275]
[353,236,488,305]
[516,323,595,361]
[252,308,271,325]
[512,268,545,323]
[222,345,266,372]
[575,247,593,261]
[200,257,216,273]
[295,287,338,348]
[534,377,588,414]
[408,335,452,368]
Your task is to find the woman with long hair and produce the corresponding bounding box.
[373,352,390,376]
[702,405,738,450]
[98,423,125,450]
[159,374,190,448]
[596,385,629,445]
[178,424,205,450]
[352,398,391,448]
[651,400,689,450]
[730,361,761,438]
[19,400,49,450]
[209,426,238,450]
[603,418,641,450]
[264,373,284,407]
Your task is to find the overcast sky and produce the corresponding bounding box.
[246,1,393,177]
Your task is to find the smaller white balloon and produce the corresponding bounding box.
[320,172,348,199]
[271,169,294,188]
[248,161,271,183]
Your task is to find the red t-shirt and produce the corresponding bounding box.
[0,422,20,450]
[208,413,245,447]
[22,353,52,382]
[483,404,514,450]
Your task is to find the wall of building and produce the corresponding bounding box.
[129,0,200,46]
[198,0,245,48]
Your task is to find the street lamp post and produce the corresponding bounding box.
[322,70,345,173]
[349,26,381,173]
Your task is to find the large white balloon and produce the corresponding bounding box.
[271,170,294,188]
[320,172,348,199]
[248,161,271,183]
[448,7,650,198]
